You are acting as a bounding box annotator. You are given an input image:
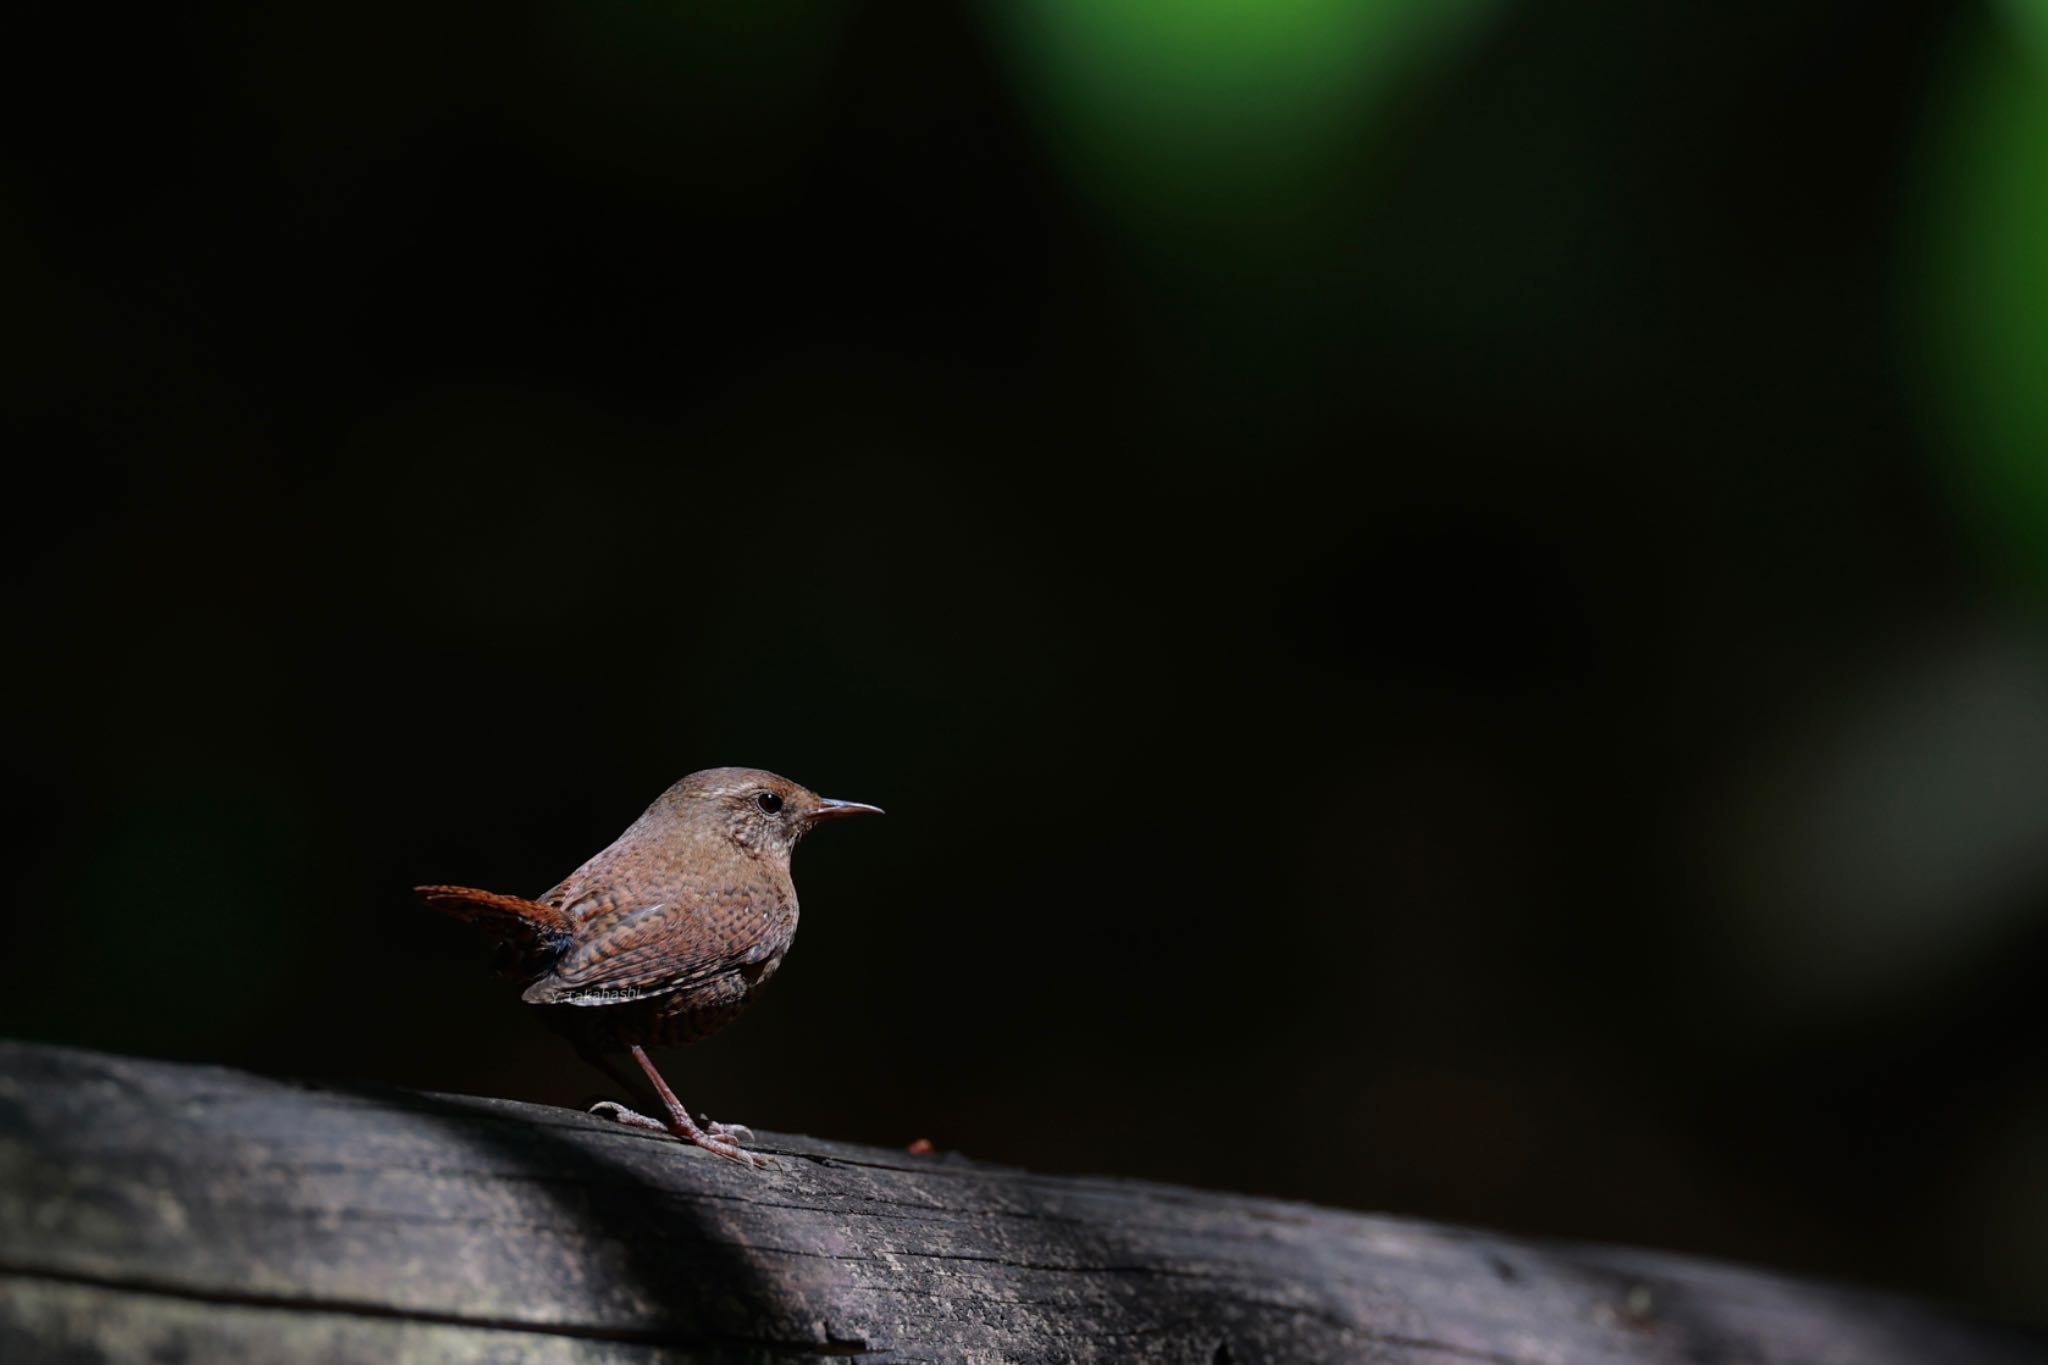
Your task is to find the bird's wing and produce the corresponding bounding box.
[521,886,787,1006]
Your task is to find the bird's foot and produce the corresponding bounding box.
[590,1100,764,1166]
[693,1130,764,1167]
[589,1101,667,1133]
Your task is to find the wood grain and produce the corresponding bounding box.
[0,1042,2037,1363]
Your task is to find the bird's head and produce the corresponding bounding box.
[663,767,883,862]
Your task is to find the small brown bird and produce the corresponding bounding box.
[418,767,881,1165]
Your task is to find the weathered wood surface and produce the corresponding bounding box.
[0,1043,2037,1365]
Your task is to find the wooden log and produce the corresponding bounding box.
[0,1042,2037,1364]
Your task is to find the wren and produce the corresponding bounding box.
[418,767,881,1165]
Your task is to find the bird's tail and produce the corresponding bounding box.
[416,884,573,981]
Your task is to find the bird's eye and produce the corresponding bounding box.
[755,791,784,815]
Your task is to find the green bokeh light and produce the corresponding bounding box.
[986,0,1498,266]
[1914,8,2048,597]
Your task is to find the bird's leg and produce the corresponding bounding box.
[594,1045,760,1166]
[578,1047,749,1142]
[577,1045,691,1136]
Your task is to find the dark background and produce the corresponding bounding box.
[6,0,2048,1327]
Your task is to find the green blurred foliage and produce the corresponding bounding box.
[988,0,1498,270]
[1916,4,2048,598]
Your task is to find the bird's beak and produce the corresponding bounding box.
[810,797,884,822]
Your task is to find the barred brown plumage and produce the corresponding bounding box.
[417,766,881,1165]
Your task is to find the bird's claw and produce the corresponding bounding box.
[702,1116,754,1142]
[589,1101,667,1133]
[700,1135,767,1167]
